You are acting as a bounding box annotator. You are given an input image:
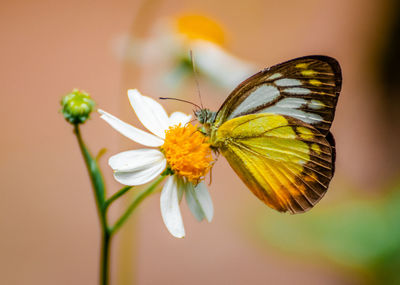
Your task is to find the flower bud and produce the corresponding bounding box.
[61,89,95,124]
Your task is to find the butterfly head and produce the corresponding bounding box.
[195,108,216,124]
[195,108,216,137]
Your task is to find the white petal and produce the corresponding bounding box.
[194,182,214,222]
[109,149,164,172]
[98,109,164,147]
[160,176,185,238]
[185,183,205,222]
[169,112,192,127]
[128,89,169,139]
[113,158,166,186]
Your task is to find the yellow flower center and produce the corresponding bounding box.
[161,123,213,183]
[174,14,226,46]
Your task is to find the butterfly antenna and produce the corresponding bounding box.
[159,97,201,109]
[190,50,204,109]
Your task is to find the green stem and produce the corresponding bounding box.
[105,186,133,210]
[101,228,111,285]
[74,124,107,229]
[111,176,166,234]
[74,124,110,284]
[74,124,165,284]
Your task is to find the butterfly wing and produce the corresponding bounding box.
[213,56,342,135]
[212,113,334,214]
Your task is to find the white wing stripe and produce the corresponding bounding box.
[229,85,280,118]
[262,106,323,124]
[275,78,302,87]
[275,98,307,108]
[283,88,311,95]
[308,99,325,110]
[266,73,282,80]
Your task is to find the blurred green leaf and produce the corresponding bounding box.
[252,183,400,284]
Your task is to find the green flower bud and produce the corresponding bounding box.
[61,89,95,124]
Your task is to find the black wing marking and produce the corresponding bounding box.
[214,56,342,136]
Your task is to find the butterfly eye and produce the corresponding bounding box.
[194,109,203,123]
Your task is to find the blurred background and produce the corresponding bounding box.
[1,0,400,284]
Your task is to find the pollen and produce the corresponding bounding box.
[161,123,213,183]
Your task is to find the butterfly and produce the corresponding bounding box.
[195,55,342,214]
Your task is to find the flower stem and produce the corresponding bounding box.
[105,186,133,210]
[111,176,166,234]
[101,228,111,285]
[74,124,107,228]
[74,124,110,284]
[73,124,165,284]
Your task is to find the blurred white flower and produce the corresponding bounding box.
[114,13,256,91]
[99,89,214,238]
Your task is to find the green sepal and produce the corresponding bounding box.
[161,166,174,176]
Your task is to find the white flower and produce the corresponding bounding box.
[189,40,256,90]
[114,13,256,92]
[99,89,214,238]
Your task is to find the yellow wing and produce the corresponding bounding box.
[211,113,334,214]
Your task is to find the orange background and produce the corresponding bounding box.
[1,0,397,284]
